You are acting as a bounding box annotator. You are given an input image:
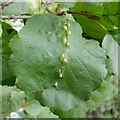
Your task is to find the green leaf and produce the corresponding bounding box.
[2,22,17,86]
[23,100,58,118]
[54,79,114,118]
[71,2,118,41]
[6,100,58,118]
[86,78,118,118]
[102,34,118,79]
[1,0,30,15]
[102,2,119,16]
[102,2,119,28]
[86,87,105,110]
[0,85,58,118]
[0,85,25,117]
[10,14,107,110]
[109,29,120,44]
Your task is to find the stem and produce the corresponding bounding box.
[0,10,100,21]
[0,1,100,21]
[40,2,53,11]
[56,10,100,21]
[0,0,14,10]
[0,15,32,20]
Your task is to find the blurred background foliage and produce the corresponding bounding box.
[0,0,119,118]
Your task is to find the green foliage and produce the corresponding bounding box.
[86,79,118,118]
[71,2,119,41]
[21,100,58,118]
[1,1,119,118]
[53,73,118,118]
[0,22,2,83]
[60,2,77,9]
[10,14,107,111]
[1,0,30,15]
[0,85,58,118]
[102,34,118,80]
[54,102,88,118]
[0,85,25,117]
[2,22,17,86]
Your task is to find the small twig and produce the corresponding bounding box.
[55,4,62,15]
[56,10,100,21]
[0,15,32,20]
[0,0,14,10]
[40,2,53,11]
[0,0,100,21]
[0,10,100,21]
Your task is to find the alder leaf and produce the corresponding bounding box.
[10,14,107,110]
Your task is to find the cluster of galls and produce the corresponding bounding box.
[58,20,71,79]
[54,20,71,87]
[63,20,71,48]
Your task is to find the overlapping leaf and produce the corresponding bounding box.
[102,2,119,28]
[0,85,25,117]
[0,85,58,118]
[19,100,58,118]
[71,2,119,41]
[102,34,118,80]
[1,0,30,16]
[2,22,17,86]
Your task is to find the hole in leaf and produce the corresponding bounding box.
[7,29,13,34]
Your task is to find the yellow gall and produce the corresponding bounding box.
[63,25,68,31]
[63,59,67,64]
[54,82,58,86]
[59,69,61,73]
[63,38,67,45]
[66,42,70,48]
[67,23,70,27]
[59,73,63,78]
[67,31,71,36]
[60,54,65,62]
